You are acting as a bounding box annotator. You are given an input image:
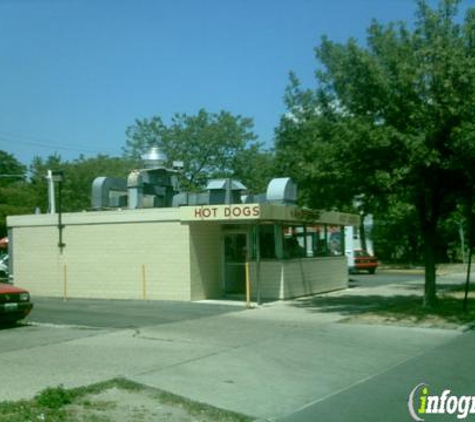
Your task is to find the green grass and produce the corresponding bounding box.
[0,378,253,422]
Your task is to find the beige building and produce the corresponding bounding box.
[6,203,359,302]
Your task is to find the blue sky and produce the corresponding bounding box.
[0,0,471,166]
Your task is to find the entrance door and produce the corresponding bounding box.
[224,232,247,294]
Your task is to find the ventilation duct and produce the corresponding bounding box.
[91,177,128,209]
[266,177,297,205]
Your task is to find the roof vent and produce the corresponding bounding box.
[141,146,168,169]
[205,178,247,205]
[266,177,297,205]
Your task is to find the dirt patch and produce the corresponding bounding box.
[340,311,467,330]
[0,379,253,422]
[65,382,252,422]
[295,280,475,330]
[339,287,475,330]
[68,386,194,422]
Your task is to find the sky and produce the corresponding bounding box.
[0,0,472,167]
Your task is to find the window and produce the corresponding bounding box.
[304,226,344,257]
[257,225,276,259]
[283,226,306,259]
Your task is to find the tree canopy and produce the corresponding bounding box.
[28,154,135,213]
[275,0,475,307]
[124,108,272,192]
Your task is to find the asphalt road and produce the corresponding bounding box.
[349,270,424,288]
[280,330,475,422]
[28,297,243,328]
[24,271,421,328]
[24,272,416,328]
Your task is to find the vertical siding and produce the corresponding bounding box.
[249,261,284,300]
[12,222,191,301]
[189,223,223,300]
[249,257,347,300]
[283,257,347,298]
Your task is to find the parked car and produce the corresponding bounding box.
[0,282,33,323]
[352,250,378,274]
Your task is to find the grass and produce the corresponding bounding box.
[0,378,253,422]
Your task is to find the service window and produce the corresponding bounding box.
[257,224,277,259]
[283,226,306,259]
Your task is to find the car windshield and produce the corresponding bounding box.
[354,250,370,258]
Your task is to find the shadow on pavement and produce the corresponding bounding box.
[291,282,475,326]
[293,293,422,316]
[0,321,29,331]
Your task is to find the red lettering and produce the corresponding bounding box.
[212,207,218,217]
[194,208,202,218]
[252,205,260,217]
[232,207,241,217]
[224,207,231,217]
[243,206,251,217]
[202,208,211,218]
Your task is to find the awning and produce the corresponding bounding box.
[179,204,360,226]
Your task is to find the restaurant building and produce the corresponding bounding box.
[6,149,359,302]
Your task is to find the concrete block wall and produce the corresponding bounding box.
[12,221,191,301]
[189,223,223,300]
[12,226,62,297]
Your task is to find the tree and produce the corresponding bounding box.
[275,0,475,307]
[29,154,135,212]
[0,150,26,186]
[123,108,267,191]
[0,151,30,236]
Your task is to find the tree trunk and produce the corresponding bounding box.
[422,223,438,308]
[359,216,367,252]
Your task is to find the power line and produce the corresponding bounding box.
[0,130,121,156]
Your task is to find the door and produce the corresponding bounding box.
[224,232,248,294]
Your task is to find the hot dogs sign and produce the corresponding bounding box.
[180,204,261,221]
[179,204,360,226]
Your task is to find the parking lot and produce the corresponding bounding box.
[28,296,243,328]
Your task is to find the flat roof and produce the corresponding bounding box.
[7,204,360,228]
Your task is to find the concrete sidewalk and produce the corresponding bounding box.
[129,307,459,419]
[0,295,461,421]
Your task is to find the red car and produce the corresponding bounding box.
[0,282,33,324]
[353,250,378,274]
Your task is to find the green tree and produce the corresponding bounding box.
[0,151,30,236]
[123,108,267,191]
[29,154,134,212]
[231,145,275,194]
[276,0,475,307]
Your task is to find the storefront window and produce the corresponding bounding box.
[328,226,343,256]
[307,225,343,256]
[258,225,276,259]
[283,226,306,259]
[250,224,344,260]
